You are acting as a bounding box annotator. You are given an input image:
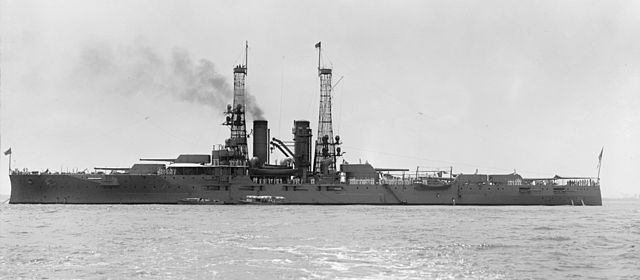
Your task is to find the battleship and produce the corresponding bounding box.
[9,42,602,205]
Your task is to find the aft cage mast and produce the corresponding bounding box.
[312,42,341,175]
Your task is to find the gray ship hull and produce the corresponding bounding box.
[9,174,603,205]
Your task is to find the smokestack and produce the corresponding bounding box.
[293,120,312,180]
[253,120,269,165]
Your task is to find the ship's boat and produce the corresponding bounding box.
[177,198,223,205]
[7,42,602,205]
[238,195,285,205]
[412,180,453,190]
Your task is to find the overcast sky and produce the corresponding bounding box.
[1,0,639,197]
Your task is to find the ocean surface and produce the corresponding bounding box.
[1,199,639,280]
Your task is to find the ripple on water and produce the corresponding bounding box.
[1,202,638,279]
[533,226,556,231]
[530,235,571,242]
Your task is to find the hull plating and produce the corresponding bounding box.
[9,174,603,206]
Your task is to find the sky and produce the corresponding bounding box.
[1,0,639,198]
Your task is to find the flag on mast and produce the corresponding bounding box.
[3,148,11,156]
[315,42,321,48]
[597,147,604,168]
[596,146,604,180]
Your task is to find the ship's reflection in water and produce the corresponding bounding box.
[0,201,637,279]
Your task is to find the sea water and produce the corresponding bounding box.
[1,199,638,279]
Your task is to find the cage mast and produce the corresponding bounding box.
[313,42,341,175]
[224,41,249,162]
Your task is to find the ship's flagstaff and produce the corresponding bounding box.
[4,148,11,174]
[597,146,604,182]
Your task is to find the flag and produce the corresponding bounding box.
[315,41,321,48]
[598,147,603,161]
[3,148,10,156]
[597,147,604,168]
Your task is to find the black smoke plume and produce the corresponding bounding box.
[72,42,264,119]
